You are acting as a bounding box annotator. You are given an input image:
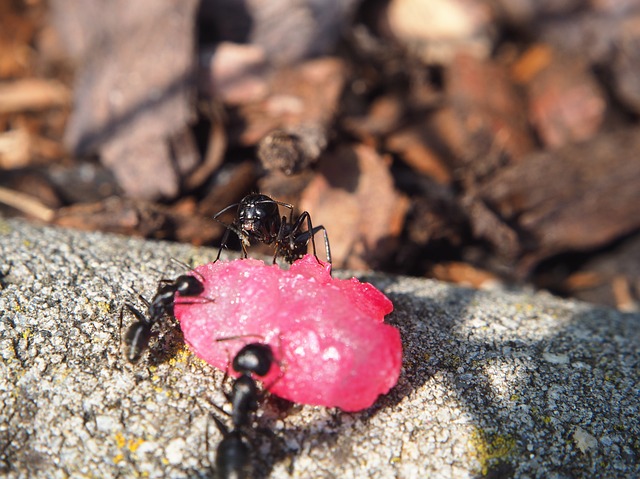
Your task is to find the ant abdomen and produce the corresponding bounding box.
[211,415,254,479]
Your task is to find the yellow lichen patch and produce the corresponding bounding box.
[114,432,127,449]
[168,345,191,366]
[113,432,145,462]
[197,356,209,366]
[127,437,144,453]
[514,303,535,314]
[469,428,516,476]
[21,328,32,341]
[0,220,13,235]
[96,301,111,314]
[442,353,462,370]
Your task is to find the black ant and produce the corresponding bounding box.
[208,341,281,478]
[120,263,208,363]
[220,342,275,428]
[213,193,332,265]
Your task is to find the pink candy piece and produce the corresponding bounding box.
[174,255,402,411]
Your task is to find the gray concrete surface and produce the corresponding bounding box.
[0,218,638,478]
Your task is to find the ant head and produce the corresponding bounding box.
[238,194,280,235]
[175,275,204,296]
[233,343,274,377]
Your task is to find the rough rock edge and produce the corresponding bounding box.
[0,218,638,478]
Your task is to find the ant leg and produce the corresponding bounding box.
[315,225,331,265]
[302,212,319,263]
[218,346,235,404]
[291,211,322,264]
[118,304,126,349]
[301,213,331,265]
[272,216,289,264]
[122,302,149,325]
[133,291,151,311]
[262,362,287,393]
[215,227,231,262]
[210,412,230,436]
[203,395,232,422]
[262,334,288,392]
[216,221,251,260]
[214,202,256,261]
[292,224,332,266]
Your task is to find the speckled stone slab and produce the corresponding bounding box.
[1,218,638,478]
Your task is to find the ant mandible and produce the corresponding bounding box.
[213,193,332,266]
[120,264,207,363]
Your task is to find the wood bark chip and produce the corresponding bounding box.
[611,16,640,115]
[205,42,269,105]
[0,79,70,114]
[300,144,409,270]
[257,125,327,175]
[434,53,535,182]
[385,0,496,63]
[517,45,607,148]
[54,196,220,244]
[477,127,640,272]
[50,0,199,200]
[233,57,347,147]
[386,127,453,185]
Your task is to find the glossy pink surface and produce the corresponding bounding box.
[175,255,402,411]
